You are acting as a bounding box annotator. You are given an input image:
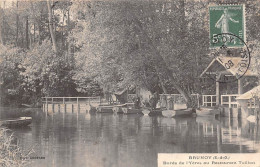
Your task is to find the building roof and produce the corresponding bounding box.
[200,56,258,77]
[236,85,260,100]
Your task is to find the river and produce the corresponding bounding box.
[0,106,259,167]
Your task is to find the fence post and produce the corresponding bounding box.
[63,98,65,104]
[197,94,200,107]
[210,95,213,107]
[229,96,231,108]
[52,104,54,113]
[78,101,80,113]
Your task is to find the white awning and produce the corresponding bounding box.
[200,56,258,77]
[236,85,260,100]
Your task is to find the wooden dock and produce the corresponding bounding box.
[42,97,101,113]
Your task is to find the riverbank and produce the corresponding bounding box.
[0,127,31,167]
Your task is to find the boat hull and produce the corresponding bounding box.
[142,109,150,116]
[122,108,142,114]
[142,108,164,116]
[0,117,32,128]
[196,107,220,117]
[162,108,193,118]
[148,108,163,116]
[112,104,126,114]
[97,105,114,113]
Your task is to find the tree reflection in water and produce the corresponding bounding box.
[0,107,259,167]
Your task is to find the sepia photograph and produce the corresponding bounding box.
[0,0,259,167]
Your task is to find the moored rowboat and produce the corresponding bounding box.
[162,108,193,118]
[112,104,127,114]
[21,104,34,108]
[148,108,164,116]
[196,107,220,117]
[97,105,114,113]
[141,108,164,116]
[142,109,150,116]
[0,117,32,128]
[122,108,142,114]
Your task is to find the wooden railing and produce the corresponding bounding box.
[202,95,216,107]
[221,94,239,108]
[42,97,101,104]
[201,94,240,108]
[159,94,200,108]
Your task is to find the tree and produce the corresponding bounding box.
[0,44,25,105]
[46,0,58,53]
[0,6,3,44]
[70,1,210,107]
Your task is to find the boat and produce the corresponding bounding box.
[148,108,164,116]
[122,107,142,114]
[142,109,150,116]
[162,108,193,118]
[0,117,32,128]
[21,104,34,108]
[112,104,126,114]
[141,107,164,116]
[196,107,220,117]
[97,105,114,113]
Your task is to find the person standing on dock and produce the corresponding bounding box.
[134,96,141,109]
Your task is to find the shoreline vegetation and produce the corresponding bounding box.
[0,127,32,167]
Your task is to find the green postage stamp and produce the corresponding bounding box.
[209,5,245,48]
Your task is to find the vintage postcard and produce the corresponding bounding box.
[0,0,259,167]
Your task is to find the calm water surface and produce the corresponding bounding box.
[0,106,260,167]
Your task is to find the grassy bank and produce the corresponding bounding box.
[0,128,32,167]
